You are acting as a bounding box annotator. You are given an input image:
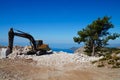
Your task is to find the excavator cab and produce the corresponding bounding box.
[35,40,50,51]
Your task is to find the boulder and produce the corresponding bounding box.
[22,46,31,54]
[0,48,7,59]
[116,53,120,57]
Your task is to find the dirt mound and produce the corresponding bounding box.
[0,58,120,80]
[0,48,120,80]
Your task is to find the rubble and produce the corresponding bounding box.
[1,46,102,68]
[0,48,7,58]
[116,53,120,57]
[0,46,103,69]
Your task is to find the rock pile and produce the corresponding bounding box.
[0,46,103,67]
[0,46,30,59]
[8,48,102,67]
[0,48,7,58]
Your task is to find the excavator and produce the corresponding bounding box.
[6,28,51,56]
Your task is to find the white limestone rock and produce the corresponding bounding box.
[0,48,7,59]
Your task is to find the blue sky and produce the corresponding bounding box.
[0,0,120,48]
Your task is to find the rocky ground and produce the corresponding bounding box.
[0,47,120,80]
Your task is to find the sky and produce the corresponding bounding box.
[0,0,120,48]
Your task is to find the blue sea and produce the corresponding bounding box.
[52,48,74,53]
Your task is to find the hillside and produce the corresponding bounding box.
[0,47,120,80]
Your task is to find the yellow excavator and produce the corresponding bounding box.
[7,28,51,56]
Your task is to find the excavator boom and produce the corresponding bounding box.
[8,28,37,53]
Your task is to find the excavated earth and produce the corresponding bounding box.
[0,47,120,80]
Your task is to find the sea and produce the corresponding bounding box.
[52,48,74,53]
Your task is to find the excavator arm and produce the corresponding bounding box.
[8,28,37,53]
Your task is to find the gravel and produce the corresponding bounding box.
[0,47,103,67]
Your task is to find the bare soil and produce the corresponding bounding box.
[0,58,120,80]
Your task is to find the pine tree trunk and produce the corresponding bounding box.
[92,44,95,56]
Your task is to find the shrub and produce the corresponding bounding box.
[97,64,104,67]
[107,59,115,65]
[91,60,97,64]
[112,56,120,61]
[114,50,120,54]
[99,57,107,61]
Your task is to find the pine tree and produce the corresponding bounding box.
[73,16,120,56]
